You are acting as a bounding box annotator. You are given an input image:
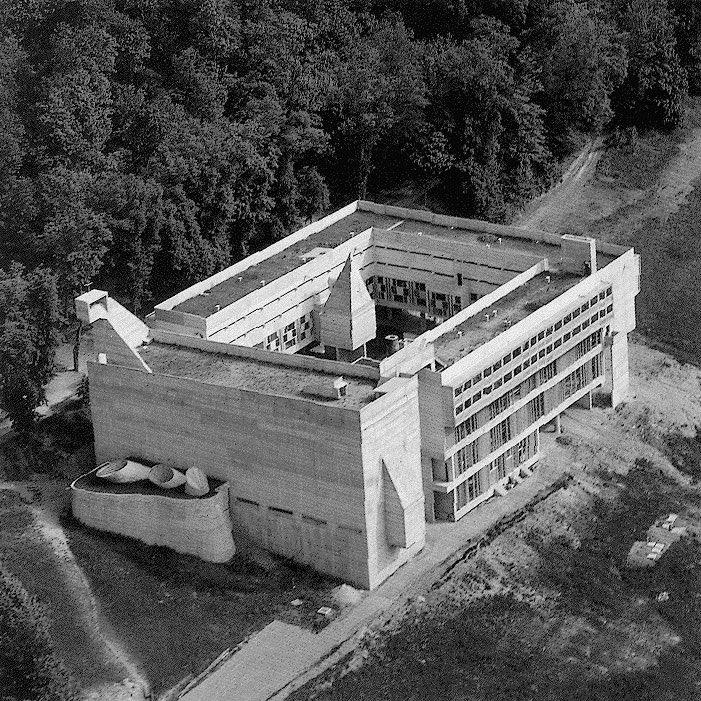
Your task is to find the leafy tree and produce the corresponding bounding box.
[0,264,60,431]
[422,21,551,220]
[528,0,627,155]
[368,0,530,38]
[238,9,332,235]
[0,33,26,199]
[95,172,164,313]
[0,32,37,270]
[170,47,229,121]
[37,167,111,318]
[35,24,117,170]
[614,0,688,130]
[146,106,275,284]
[296,165,330,222]
[669,0,701,94]
[329,13,427,200]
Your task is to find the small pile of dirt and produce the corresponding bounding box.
[332,584,364,608]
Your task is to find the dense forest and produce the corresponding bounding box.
[1,0,700,425]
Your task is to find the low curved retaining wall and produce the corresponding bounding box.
[71,472,236,563]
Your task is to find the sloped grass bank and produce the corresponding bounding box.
[64,514,341,696]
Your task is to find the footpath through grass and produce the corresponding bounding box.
[64,514,341,696]
[0,490,125,693]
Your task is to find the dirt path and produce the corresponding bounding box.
[34,487,150,701]
[591,126,701,246]
[516,124,701,242]
[516,139,603,233]
[0,482,148,700]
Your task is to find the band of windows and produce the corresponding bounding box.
[446,353,604,483]
[453,286,612,403]
[366,275,462,317]
[453,300,611,414]
[454,430,539,510]
[264,311,313,352]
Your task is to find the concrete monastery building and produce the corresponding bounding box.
[76,200,640,589]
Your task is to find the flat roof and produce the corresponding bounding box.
[174,212,401,316]
[389,219,615,271]
[138,342,378,409]
[433,271,583,366]
[172,206,617,318]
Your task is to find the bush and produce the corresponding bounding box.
[0,567,77,701]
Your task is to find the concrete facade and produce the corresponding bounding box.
[77,200,639,589]
[71,475,236,562]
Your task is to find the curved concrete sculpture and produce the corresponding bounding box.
[71,470,236,562]
[185,467,209,497]
[96,459,151,483]
[149,464,187,489]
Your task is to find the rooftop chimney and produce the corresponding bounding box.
[334,377,348,398]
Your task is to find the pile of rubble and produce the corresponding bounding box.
[626,513,688,568]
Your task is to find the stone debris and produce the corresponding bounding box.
[626,513,689,568]
[332,584,363,607]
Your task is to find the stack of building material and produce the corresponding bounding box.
[625,513,687,568]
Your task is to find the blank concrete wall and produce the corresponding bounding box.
[360,376,425,589]
[88,361,375,586]
[71,480,235,562]
[416,368,450,521]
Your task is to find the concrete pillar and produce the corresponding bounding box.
[610,332,630,407]
[575,390,593,409]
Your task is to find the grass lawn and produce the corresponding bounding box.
[0,490,124,691]
[63,512,342,697]
[588,99,701,361]
[597,98,701,191]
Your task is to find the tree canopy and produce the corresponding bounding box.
[0,264,60,430]
[0,0,697,421]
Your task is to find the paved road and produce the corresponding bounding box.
[182,444,564,701]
